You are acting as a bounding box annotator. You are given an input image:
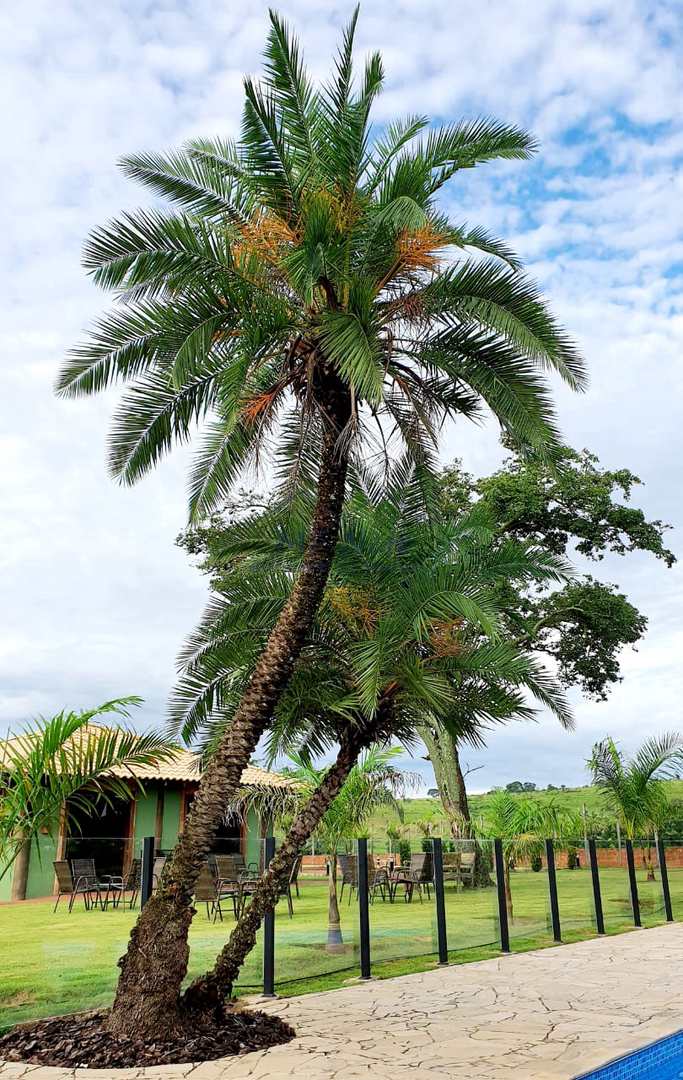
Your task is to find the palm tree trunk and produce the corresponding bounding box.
[107,390,351,1041]
[326,853,344,951]
[10,832,30,902]
[181,717,370,1014]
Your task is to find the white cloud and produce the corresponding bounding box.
[1,0,682,790]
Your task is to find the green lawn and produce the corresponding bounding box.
[2,861,681,1032]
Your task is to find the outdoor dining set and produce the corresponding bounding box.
[337,849,477,903]
[50,849,475,917]
[51,852,301,922]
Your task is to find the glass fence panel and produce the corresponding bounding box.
[554,841,597,937]
[504,842,552,947]
[661,839,683,919]
[442,839,500,954]
[632,839,666,928]
[368,840,437,968]
[597,844,639,930]
[272,846,359,990]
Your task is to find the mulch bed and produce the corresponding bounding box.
[0,1006,295,1069]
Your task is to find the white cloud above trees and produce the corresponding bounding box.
[1,0,681,789]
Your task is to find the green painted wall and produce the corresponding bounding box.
[25,832,58,899]
[133,789,157,855]
[245,808,262,868]
[161,790,182,850]
[1,833,58,901]
[0,860,13,901]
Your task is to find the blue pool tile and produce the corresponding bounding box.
[575,1030,683,1080]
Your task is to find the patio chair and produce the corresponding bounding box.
[103,858,141,910]
[152,856,166,889]
[390,851,433,903]
[70,858,108,910]
[338,853,388,904]
[52,860,99,913]
[442,850,476,891]
[337,853,357,903]
[280,854,302,917]
[458,850,476,888]
[194,862,222,921]
[212,856,246,919]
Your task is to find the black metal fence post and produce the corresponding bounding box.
[588,838,605,935]
[432,838,448,965]
[357,838,371,978]
[494,839,510,953]
[263,836,276,996]
[625,839,641,927]
[140,835,154,908]
[657,837,674,922]
[545,839,562,943]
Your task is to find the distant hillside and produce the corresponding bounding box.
[364,780,683,847]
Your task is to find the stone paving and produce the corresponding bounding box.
[1,924,682,1080]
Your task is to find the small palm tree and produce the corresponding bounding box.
[56,7,585,1038]
[285,747,406,950]
[0,699,176,891]
[482,792,580,920]
[589,734,683,879]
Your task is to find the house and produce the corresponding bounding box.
[0,730,296,901]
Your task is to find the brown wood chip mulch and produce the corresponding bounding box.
[0,1006,295,1069]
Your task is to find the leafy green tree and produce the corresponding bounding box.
[589,735,683,878]
[0,699,176,899]
[56,10,583,1039]
[482,792,580,919]
[429,446,675,832]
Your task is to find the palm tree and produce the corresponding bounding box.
[176,491,573,1007]
[57,10,584,1038]
[482,792,580,920]
[0,699,176,898]
[286,747,406,950]
[589,734,683,879]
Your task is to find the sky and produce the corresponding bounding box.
[1,0,682,794]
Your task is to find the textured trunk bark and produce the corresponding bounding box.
[452,744,471,822]
[326,854,344,951]
[107,389,351,1040]
[419,723,468,827]
[182,719,369,1013]
[420,723,491,888]
[10,832,30,902]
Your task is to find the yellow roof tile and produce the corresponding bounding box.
[0,725,296,789]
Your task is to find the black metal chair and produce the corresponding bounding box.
[279,854,302,917]
[390,851,433,902]
[52,860,99,912]
[69,858,107,910]
[337,853,388,904]
[103,858,141,909]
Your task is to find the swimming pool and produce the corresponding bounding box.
[576,1030,683,1079]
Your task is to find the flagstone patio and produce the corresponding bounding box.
[1,923,681,1080]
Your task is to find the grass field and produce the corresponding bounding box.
[2,859,681,1032]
